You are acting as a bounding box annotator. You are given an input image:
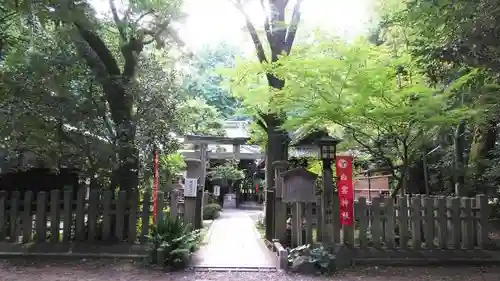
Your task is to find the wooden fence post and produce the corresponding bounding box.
[75,188,85,241]
[410,195,422,249]
[398,195,409,249]
[22,191,33,243]
[62,190,72,243]
[449,197,461,249]
[384,197,395,248]
[423,196,435,249]
[35,191,47,243]
[0,191,6,241]
[461,197,474,249]
[128,189,139,243]
[476,195,489,249]
[170,191,179,220]
[139,190,150,243]
[116,191,127,241]
[50,190,60,244]
[9,191,19,242]
[371,197,382,248]
[435,196,447,249]
[87,190,99,242]
[357,197,368,248]
[101,190,112,241]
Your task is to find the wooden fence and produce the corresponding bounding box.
[286,194,490,250]
[0,188,183,245]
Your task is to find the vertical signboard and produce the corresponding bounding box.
[335,155,354,226]
[184,178,198,197]
[213,185,220,196]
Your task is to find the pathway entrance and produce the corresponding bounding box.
[191,209,276,269]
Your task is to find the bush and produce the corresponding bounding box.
[203,203,221,220]
[147,213,201,269]
[288,244,336,274]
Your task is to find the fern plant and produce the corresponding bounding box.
[147,212,201,269]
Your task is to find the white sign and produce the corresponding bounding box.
[184,178,198,197]
[213,185,220,196]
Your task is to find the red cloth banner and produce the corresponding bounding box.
[335,155,354,226]
[153,149,159,223]
[255,183,259,193]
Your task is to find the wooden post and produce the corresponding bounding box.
[321,159,334,243]
[62,190,72,243]
[194,188,203,229]
[371,197,382,248]
[0,191,6,241]
[87,190,99,242]
[198,144,208,226]
[477,195,489,249]
[128,189,139,243]
[9,191,19,242]
[398,195,410,249]
[357,197,369,247]
[35,191,47,243]
[273,160,289,244]
[449,197,461,249]
[265,189,275,242]
[22,191,33,243]
[435,196,447,249]
[410,195,422,249]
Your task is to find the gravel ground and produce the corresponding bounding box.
[0,258,499,281]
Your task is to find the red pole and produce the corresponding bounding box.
[153,148,159,223]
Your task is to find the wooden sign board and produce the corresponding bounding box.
[184,178,198,197]
[280,168,317,203]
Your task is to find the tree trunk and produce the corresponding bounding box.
[265,118,289,189]
[72,25,141,192]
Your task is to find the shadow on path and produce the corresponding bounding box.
[191,209,276,269]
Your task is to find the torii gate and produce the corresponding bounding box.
[179,135,263,228]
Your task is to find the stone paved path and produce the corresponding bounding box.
[191,209,276,268]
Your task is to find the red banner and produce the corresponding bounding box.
[255,183,259,193]
[153,149,159,223]
[335,155,354,226]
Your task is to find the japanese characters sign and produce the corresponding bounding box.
[184,178,198,197]
[280,168,317,203]
[336,155,354,226]
[213,185,220,196]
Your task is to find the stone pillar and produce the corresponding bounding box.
[197,144,208,228]
[184,158,201,227]
[273,160,289,244]
[321,159,337,243]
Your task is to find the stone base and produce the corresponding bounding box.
[223,193,236,209]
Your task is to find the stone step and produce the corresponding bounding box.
[192,266,277,272]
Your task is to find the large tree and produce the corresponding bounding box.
[1,0,186,190]
[232,0,304,188]
[68,0,183,191]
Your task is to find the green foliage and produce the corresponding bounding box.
[203,203,221,220]
[288,244,336,274]
[177,97,226,136]
[158,152,186,191]
[209,162,245,182]
[147,213,201,269]
[183,42,243,118]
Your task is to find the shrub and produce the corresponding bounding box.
[147,213,201,269]
[288,244,336,274]
[203,203,221,220]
